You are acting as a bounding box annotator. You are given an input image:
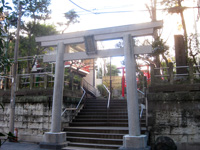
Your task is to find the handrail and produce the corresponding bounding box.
[137,89,146,119]
[103,84,110,109]
[61,87,86,116]
[140,104,145,118]
[82,78,97,97]
[137,88,148,127]
[137,89,145,95]
[76,87,86,110]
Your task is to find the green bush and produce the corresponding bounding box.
[97,84,108,97]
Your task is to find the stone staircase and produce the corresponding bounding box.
[62,98,147,150]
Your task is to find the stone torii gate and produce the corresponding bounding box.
[36,21,162,150]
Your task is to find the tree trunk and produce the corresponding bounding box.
[178,0,188,60]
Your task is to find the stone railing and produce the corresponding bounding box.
[150,62,200,85]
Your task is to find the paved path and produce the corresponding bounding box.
[0,142,49,150]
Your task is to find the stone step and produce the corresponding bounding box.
[62,146,117,150]
[78,111,146,116]
[85,101,127,105]
[78,112,129,115]
[63,98,148,150]
[66,131,124,139]
[84,102,127,106]
[75,116,146,123]
[70,122,146,128]
[65,142,121,149]
[80,109,128,112]
[76,114,128,119]
[81,108,145,111]
[64,127,129,134]
[72,119,146,125]
[69,122,129,127]
[67,136,123,145]
[85,99,127,102]
[73,119,129,122]
[84,106,127,109]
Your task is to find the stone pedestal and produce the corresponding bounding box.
[120,135,150,150]
[40,132,68,149]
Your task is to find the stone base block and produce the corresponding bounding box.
[19,134,43,143]
[40,132,68,149]
[120,135,150,150]
[40,142,68,150]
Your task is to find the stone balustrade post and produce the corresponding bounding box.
[189,62,194,84]
[4,77,8,91]
[16,75,20,91]
[30,74,34,90]
[150,64,155,86]
[169,62,174,85]
[44,74,48,89]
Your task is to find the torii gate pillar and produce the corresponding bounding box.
[120,34,149,150]
[40,42,68,149]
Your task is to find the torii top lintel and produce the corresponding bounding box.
[36,21,162,62]
[36,21,162,47]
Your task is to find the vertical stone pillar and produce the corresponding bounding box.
[174,35,187,74]
[121,34,149,150]
[40,42,68,149]
[51,42,65,132]
[124,34,140,136]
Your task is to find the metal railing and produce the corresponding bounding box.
[137,88,148,127]
[0,72,81,90]
[151,63,200,85]
[103,84,111,109]
[61,87,86,116]
[82,78,97,97]
[137,89,145,118]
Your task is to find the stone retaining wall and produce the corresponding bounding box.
[0,95,81,143]
[148,91,200,150]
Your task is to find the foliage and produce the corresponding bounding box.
[19,22,57,56]
[12,0,51,22]
[161,0,188,58]
[161,0,183,7]
[0,0,12,73]
[188,33,200,71]
[97,84,108,97]
[58,9,80,34]
[0,132,16,147]
[106,64,120,76]
[0,103,4,110]
[10,0,58,73]
[74,74,81,83]
[152,37,169,56]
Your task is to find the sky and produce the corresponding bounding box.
[49,0,155,67]
[47,0,200,70]
[49,0,199,38]
[49,0,152,32]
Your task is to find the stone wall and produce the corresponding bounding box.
[0,95,81,143]
[148,91,200,150]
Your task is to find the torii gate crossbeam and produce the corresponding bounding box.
[37,21,163,150]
